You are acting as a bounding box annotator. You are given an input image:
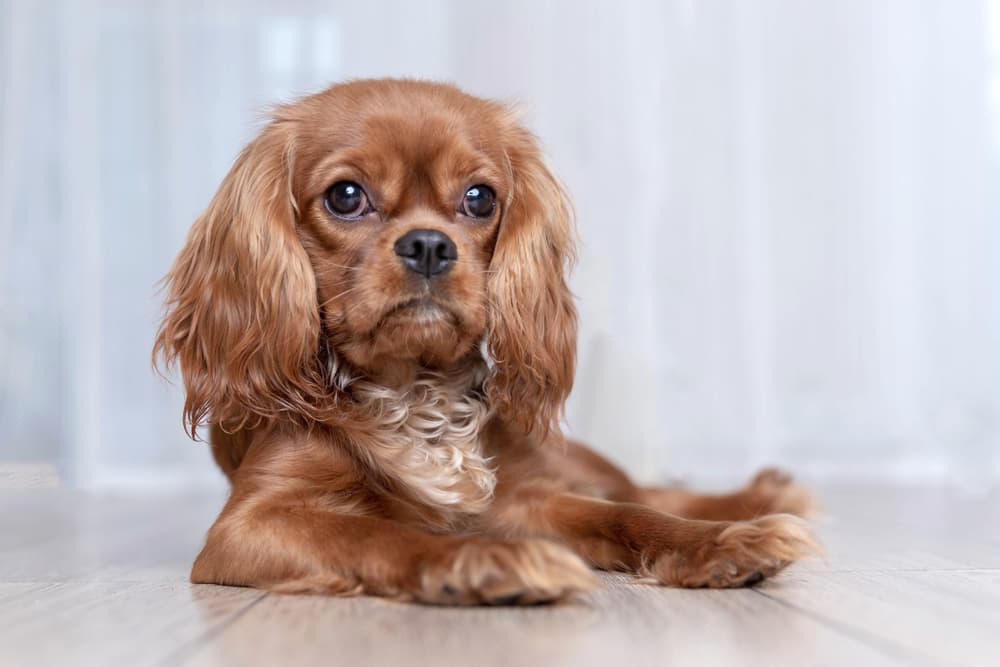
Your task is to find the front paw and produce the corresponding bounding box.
[417,538,598,605]
[646,514,820,588]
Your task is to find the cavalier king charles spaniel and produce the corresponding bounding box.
[155,79,816,605]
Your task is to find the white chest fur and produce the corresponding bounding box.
[338,365,497,515]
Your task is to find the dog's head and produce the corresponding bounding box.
[155,79,576,438]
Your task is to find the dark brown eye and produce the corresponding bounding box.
[461,185,496,218]
[324,181,369,219]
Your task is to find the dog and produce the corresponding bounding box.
[154,78,816,604]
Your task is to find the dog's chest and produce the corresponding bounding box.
[353,375,496,514]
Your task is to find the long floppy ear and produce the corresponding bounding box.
[486,128,578,438]
[153,120,326,437]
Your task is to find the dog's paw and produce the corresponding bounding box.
[417,538,597,605]
[645,514,820,588]
[744,467,817,518]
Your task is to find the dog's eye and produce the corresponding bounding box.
[324,181,369,219]
[461,185,496,218]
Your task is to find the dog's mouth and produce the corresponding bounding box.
[382,297,456,325]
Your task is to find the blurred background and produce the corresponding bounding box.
[1,0,998,491]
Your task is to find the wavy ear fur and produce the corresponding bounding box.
[154,120,325,437]
[486,128,578,439]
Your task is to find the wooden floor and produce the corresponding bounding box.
[1,473,998,667]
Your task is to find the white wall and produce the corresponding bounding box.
[1,0,998,489]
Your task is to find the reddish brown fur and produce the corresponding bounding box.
[155,79,818,605]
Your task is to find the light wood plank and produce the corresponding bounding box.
[801,485,1000,573]
[0,489,221,584]
[0,582,262,667]
[758,569,1000,666]
[180,576,899,667]
[0,463,61,489]
[1,483,997,666]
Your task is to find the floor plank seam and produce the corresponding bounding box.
[0,582,64,607]
[0,579,196,585]
[816,568,1000,574]
[154,591,269,667]
[751,589,935,666]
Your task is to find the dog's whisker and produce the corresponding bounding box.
[324,262,363,272]
[319,286,363,310]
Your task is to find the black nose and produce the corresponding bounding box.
[393,229,458,278]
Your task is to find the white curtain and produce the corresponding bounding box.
[2,0,998,489]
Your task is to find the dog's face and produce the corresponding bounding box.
[292,85,511,371]
[156,80,577,436]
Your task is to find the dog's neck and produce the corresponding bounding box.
[327,348,497,521]
[326,349,490,397]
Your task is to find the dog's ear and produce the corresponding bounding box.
[154,119,326,437]
[485,127,578,439]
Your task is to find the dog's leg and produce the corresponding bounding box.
[191,495,596,605]
[547,442,814,521]
[640,468,816,521]
[504,492,818,587]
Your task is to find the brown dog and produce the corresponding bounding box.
[154,79,816,604]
